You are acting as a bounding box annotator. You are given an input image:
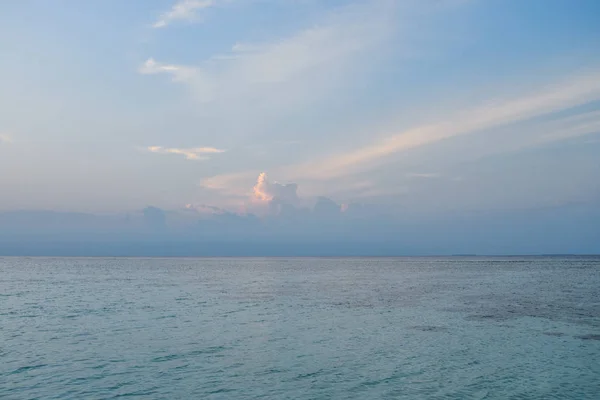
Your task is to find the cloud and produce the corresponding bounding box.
[153,0,215,28]
[313,196,342,216]
[282,69,600,181]
[534,109,600,144]
[252,172,298,204]
[138,58,199,83]
[197,69,600,203]
[199,172,303,216]
[184,203,226,215]
[141,1,395,105]
[0,134,12,144]
[200,170,259,194]
[141,1,600,209]
[146,145,225,160]
[4,204,600,255]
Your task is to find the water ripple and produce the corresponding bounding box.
[1,256,599,399]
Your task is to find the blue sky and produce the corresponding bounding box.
[1,0,600,224]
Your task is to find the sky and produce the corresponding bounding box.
[1,0,600,254]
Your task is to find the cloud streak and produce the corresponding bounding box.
[146,145,225,160]
[153,0,215,28]
[284,69,600,181]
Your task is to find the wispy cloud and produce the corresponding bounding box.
[534,109,600,144]
[141,1,395,105]
[138,58,198,83]
[200,170,262,199]
[146,145,225,160]
[283,69,600,181]
[153,0,215,28]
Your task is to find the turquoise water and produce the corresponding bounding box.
[1,257,599,399]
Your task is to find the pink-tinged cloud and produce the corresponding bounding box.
[281,69,600,182]
[252,172,299,204]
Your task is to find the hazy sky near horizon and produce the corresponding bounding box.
[1,0,600,215]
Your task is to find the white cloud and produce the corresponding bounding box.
[138,58,198,83]
[146,145,225,160]
[138,58,215,102]
[141,1,395,105]
[153,0,215,28]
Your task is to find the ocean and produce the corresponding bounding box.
[1,257,599,399]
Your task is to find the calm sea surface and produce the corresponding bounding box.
[1,257,599,399]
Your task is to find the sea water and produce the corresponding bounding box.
[1,257,599,399]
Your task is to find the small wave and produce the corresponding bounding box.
[409,325,449,332]
[576,334,600,341]
[10,364,47,375]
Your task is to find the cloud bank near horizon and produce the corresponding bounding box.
[1,200,599,256]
